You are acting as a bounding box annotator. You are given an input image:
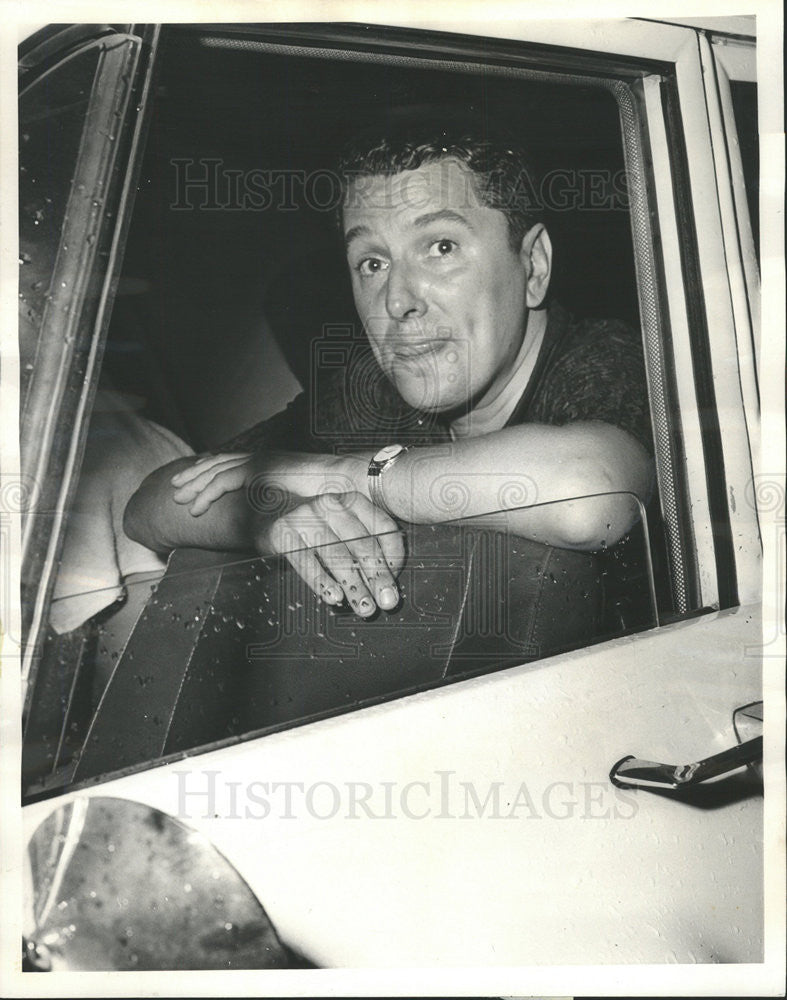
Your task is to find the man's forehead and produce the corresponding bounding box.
[342,158,485,222]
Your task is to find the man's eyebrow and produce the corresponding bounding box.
[344,224,371,251]
[413,209,474,231]
[344,209,474,250]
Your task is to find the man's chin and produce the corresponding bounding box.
[390,372,468,415]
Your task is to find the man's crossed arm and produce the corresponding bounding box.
[124,421,653,618]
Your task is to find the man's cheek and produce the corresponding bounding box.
[364,329,390,372]
[355,294,385,330]
[350,278,373,311]
[363,315,386,341]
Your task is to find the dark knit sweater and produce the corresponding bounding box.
[223,303,652,457]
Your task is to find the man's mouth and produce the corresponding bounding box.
[393,339,450,359]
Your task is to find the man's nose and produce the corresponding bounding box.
[385,262,426,320]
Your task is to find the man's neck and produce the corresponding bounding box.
[449,308,548,440]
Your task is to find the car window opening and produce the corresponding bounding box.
[22,27,686,799]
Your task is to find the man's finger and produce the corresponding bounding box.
[187,472,246,515]
[171,453,251,489]
[175,455,249,492]
[282,546,345,607]
[172,457,250,505]
[377,529,406,576]
[317,546,377,617]
[347,494,406,578]
[334,532,399,611]
[313,495,399,612]
[268,517,345,606]
[354,512,406,577]
[268,514,376,612]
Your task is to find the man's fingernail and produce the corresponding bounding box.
[358,597,374,614]
[379,587,397,608]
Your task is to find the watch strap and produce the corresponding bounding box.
[368,444,408,516]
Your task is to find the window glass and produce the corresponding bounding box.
[18,33,144,670]
[23,497,656,797]
[18,46,101,404]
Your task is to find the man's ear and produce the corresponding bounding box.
[519,223,553,308]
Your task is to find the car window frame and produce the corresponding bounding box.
[162,19,759,612]
[708,35,760,427]
[19,25,160,709]
[635,25,760,612]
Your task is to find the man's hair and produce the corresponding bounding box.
[336,110,543,252]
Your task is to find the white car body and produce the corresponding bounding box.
[3,6,784,995]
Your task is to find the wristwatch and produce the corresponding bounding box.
[367,444,408,516]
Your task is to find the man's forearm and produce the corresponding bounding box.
[124,421,653,556]
[344,422,654,550]
[124,457,256,553]
[124,451,365,555]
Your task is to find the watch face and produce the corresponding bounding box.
[375,444,404,463]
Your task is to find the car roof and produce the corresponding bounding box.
[636,16,756,38]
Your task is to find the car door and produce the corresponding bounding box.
[13,14,777,985]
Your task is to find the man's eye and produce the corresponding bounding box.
[427,239,457,258]
[357,257,388,276]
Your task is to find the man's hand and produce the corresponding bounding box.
[167,455,403,616]
[171,452,253,515]
[262,491,404,617]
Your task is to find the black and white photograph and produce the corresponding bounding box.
[0,2,784,996]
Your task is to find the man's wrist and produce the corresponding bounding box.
[336,454,372,498]
[367,444,410,517]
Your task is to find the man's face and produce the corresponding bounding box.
[343,158,542,414]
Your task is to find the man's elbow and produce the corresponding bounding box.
[553,492,642,550]
[123,480,169,554]
[124,456,198,553]
[550,458,652,550]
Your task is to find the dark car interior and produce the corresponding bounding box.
[105,28,642,448]
[22,25,665,799]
